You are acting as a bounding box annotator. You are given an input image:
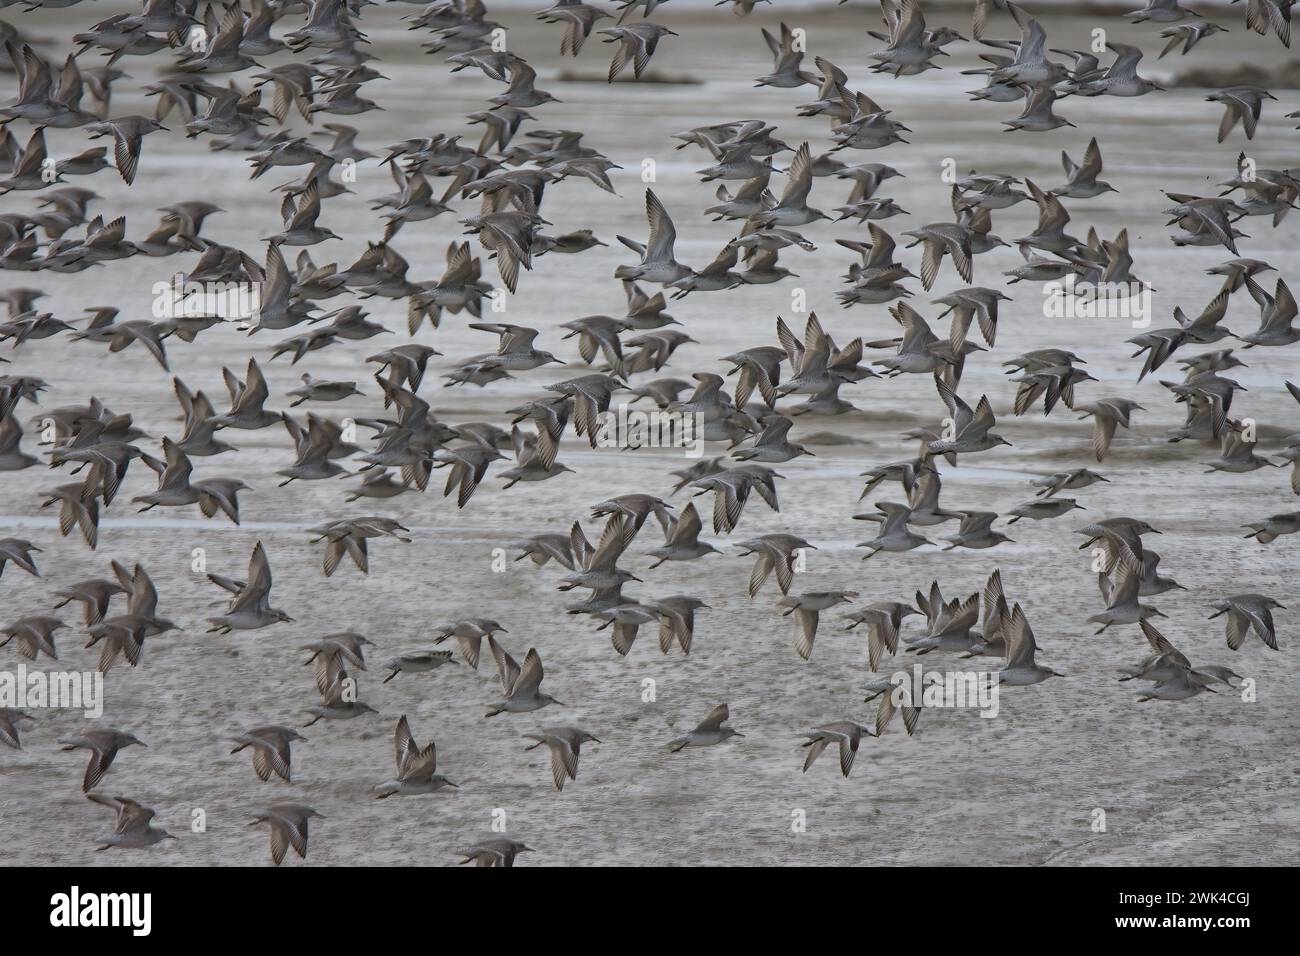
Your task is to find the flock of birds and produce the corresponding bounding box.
[0,0,1297,865]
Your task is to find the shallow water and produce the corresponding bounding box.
[2,4,1299,866]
